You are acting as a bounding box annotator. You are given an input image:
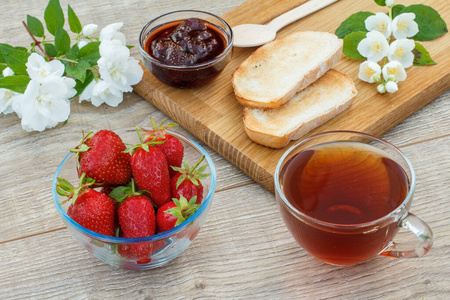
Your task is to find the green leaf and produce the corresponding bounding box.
[70,43,79,60]
[44,43,57,57]
[0,75,30,93]
[342,31,367,60]
[335,11,374,39]
[374,0,386,6]
[400,4,448,41]
[390,4,406,19]
[26,15,45,38]
[66,59,90,82]
[44,0,65,36]
[0,44,31,75]
[0,64,7,75]
[413,42,437,66]
[67,4,82,34]
[77,41,100,64]
[73,69,94,97]
[55,26,71,55]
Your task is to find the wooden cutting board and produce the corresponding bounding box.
[134,0,449,193]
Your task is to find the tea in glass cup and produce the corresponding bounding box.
[274,131,433,265]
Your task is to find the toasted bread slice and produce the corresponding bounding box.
[232,31,343,108]
[243,70,357,149]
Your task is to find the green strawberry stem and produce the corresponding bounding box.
[123,126,165,154]
[108,178,152,205]
[56,173,95,205]
[70,131,93,169]
[171,155,209,188]
[165,195,200,227]
[150,117,178,132]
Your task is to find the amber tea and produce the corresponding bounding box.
[278,141,411,265]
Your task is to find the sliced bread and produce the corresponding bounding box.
[243,69,357,149]
[232,31,343,108]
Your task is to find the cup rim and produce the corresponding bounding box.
[52,128,217,244]
[138,9,234,70]
[274,130,416,229]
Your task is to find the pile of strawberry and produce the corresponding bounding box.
[56,120,209,261]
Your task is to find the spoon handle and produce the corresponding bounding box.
[268,0,339,32]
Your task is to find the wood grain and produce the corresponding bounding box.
[134,0,450,193]
[1,136,448,299]
[0,0,448,299]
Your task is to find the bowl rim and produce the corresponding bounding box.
[52,128,217,244]
[138,9,234,70]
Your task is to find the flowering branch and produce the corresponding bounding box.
[0,0,143,132]
[335,0,447,94]
[22,21,52,61]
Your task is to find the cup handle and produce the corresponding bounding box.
[380,212,433,258]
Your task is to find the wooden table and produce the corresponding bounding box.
[1,0,449,298]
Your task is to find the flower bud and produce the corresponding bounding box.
[2,67,14,77]
[386,0,394,7]
[373,74,381,83]
[82,24,98,36]
[377,84,386,94]
[385,81,398,93]
[78,40,88,49]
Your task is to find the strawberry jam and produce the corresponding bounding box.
[144,18,229,88]
[147,18,225,66]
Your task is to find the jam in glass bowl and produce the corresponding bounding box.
[139,10,233,88]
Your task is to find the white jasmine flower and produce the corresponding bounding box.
[365,12,392,39]
[12,76,76,132]
[0,67,20,114]
[388,39,415,68]
[99,22,126,45]
[26,53,65,83]
[385,81,398,93]
[79,79,124,107]
[0,89,20,114]
[358,61,382,83]
[82,23,98,36]
[357,30,389,62]
[392,13,419,39]
[377,84,386,94]
[98,39,143,92]
[382,61,407,83]
[2,67,14,77]
[386,0,394,7]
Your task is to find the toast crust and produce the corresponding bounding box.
[243,70,357,149]
[232,31,343,108]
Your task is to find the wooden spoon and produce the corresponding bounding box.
[232,0,339,47]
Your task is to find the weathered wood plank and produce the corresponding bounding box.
[1,136,448,299]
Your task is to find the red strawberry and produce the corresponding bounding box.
[118,195,156,260]
[56,174,115,236]
[170,156,209,204]
[71,130,132,186]
[156,195,200,232]
[143,118,184,177]
[126,128,171,208]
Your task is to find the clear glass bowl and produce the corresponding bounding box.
[52,128,216,270]
[139,10,233,88]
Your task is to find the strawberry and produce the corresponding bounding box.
[156,195,200,232]
[170,156,209,204]
[56,174,115,236]
[143,118,184,177]
[126,128,171,208]
[71,130,132,186]
[111,181,156,260]
[118,197,155,260]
